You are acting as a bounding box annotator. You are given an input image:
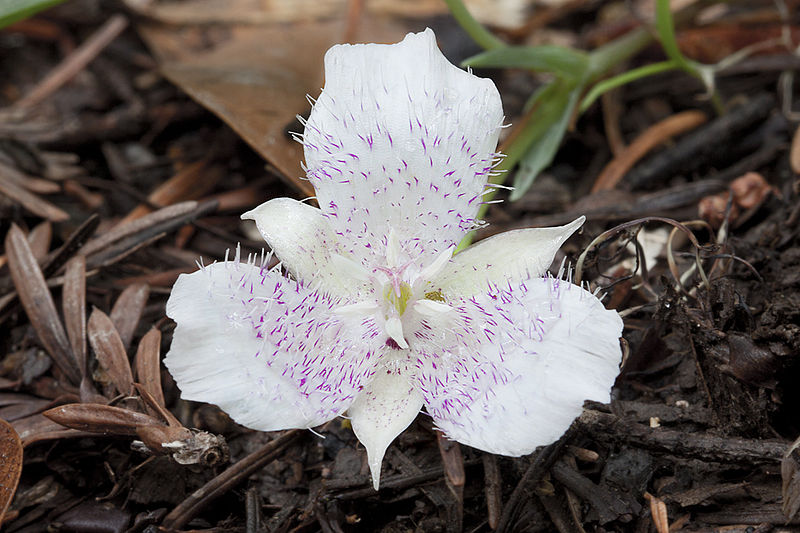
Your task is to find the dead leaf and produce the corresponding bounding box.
[63,256,87,378]
[138,17,411,197]
[437,433,465,488]
[0,418,23,525]
[43,403,161,435]
[5,225,80,384]
[11,413,88,447]
[27,221,52,262]
[134,382,176,426]
[134,328,165,409]
[0,160,60,194]
[109,283,150,351]
[0,172,69,222]
[792,123,800,174]
[88,309,134,396]
[644,492,669,533]
[79,201,212,262]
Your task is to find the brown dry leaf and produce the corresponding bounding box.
[27,221,52,262]
[792,123,800,174]
[11,413,88,447]
[79,203,199,257]
[134,328,165,410]
[644,492,669,533]
[437,432,465,488]
[87,309,134,396]
[5,225,80,384]
[138,16,410,197]
[0,161,60,194]
[63,256,87,378]
[134,382,178,427]
[698,172,774,228]
[79,201,216,269]
[0,393,52,422]
[593,110,708,192]
[0,172,69,222]
[0,418,23,525]
[109,283,150,351]
[43,403,161,435]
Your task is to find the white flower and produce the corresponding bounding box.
[164,29,623,490]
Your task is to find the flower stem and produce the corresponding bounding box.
[443,0,505,51]
[580,60,680,113]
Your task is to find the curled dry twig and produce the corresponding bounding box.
[574,217,713,295]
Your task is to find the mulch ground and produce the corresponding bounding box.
[1,2,800,532]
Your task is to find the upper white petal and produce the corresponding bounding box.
[164,259,385,431]
[431,216,585,298]
[242,198,365,296]
[411,275,622,456]
[303,28,503,267]
[349,368,423,490]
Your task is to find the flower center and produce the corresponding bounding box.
[384,282,413,316]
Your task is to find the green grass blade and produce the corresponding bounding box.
[510,82,582,200]
[0,0,65,29]
[464,45,589,80]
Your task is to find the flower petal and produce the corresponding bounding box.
[242,198,364,296]
[349,367,423,490]
[411,275,622,456]
[431,216,585,298]
[302,28,503,267]
[164,255,385,431]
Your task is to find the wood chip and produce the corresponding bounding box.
[134,328,165,409]
[109,283,150,351]
[87,309,134,396]
[0,418,23,525]
[5,225,80,384]
[592,110,708,193]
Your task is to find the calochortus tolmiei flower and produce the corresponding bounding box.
[165,29,623,490]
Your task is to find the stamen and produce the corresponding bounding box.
[383,282,412,315]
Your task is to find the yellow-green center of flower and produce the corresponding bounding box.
[384,282,413,316]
